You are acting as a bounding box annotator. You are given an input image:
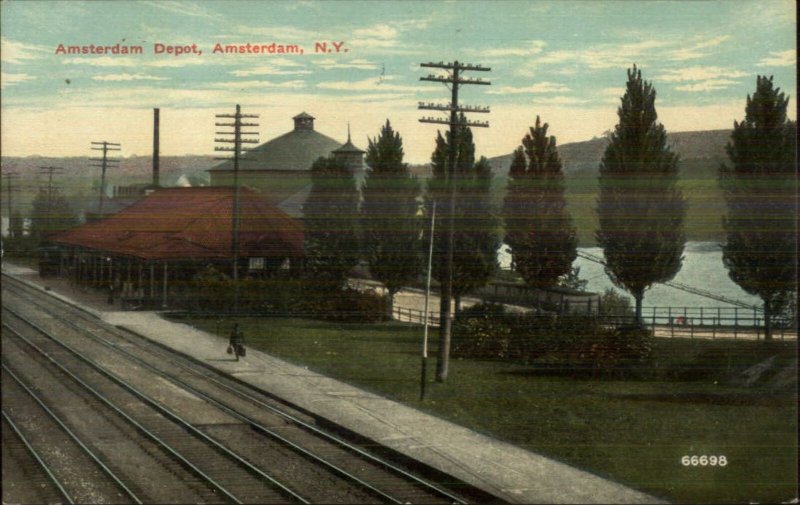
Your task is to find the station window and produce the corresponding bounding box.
[249,257,265,270]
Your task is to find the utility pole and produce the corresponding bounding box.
[2,171,20,239]
[90,141,120,215]
[39,166,64,202]
[152,108,161,188]
[215,104,259,315]
[38,166,64,236]
[419,60,490,382]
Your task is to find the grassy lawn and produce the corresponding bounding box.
[181,316,797,504]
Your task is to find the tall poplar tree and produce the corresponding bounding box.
[504,116,577,289]
[426,120,500,381]
[362,120,423,317]
[597,65,686,321]
[428,123,500,314]
[720,75,797,340]
[303,156,360,292]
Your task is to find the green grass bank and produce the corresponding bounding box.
[178,316,797,504]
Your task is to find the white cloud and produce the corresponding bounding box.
[668,35,730,61]
[213,80,307,89]
[1,72,35,88]
[598,86,626,104]
[234,24,315,40]
[520,34,733,75]
[60,55,211,68]
[147,56,211,68]
[92,73,168,81]
[140,0,220,21]
[674,79,739,92]
[487,82,570,94]
[62,56,138,67]
[231,65,311,77]
[518,39,666,74]
[657,66,747,92]
[657,66,747,83]
[583,39,670,70]
[472,40,547,58]
[346,20,430,55]
[313,58,378,70]
[352,24,398,40]
[317,76,422,93]
[757,49,796,67]
[531,95,589,105]
[1,37,50,64]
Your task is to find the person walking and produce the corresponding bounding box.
[228,323,246,361]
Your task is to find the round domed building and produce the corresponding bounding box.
[208,112,364,217]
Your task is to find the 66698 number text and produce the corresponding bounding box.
[681,455,727,467]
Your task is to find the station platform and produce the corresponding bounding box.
[3,263,663,504]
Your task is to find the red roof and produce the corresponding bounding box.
[51,187,304,261]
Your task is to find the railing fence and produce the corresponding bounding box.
[390,305,797,341]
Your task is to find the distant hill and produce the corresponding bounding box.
[485,129,733,246]
[487,129,731,177]
[1,155,216,217]
[1,155,215,187]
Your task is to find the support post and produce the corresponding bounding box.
[162,262,168,308]
[668,307,673,338]
[421,202,436,401]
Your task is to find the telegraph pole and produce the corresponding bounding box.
[215,104,259,314]
[39,166,64,202]
[38,166,64,236]
[90,141,121,215]
[419,60,490,382]
[2,171,20,239]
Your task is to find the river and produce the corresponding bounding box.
[498,242,765,309]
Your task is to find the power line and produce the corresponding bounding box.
[576,250,761,311]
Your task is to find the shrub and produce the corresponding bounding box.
[453,303,512,359]
[452,303,654,378]
[190,266,232,312]
[598,288,635,317]
[303,288,387,323]
[574,324,654,378]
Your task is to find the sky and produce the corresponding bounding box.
[1,0,796,164]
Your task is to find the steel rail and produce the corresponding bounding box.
[2,364,143,504]
[60,328,408,504]
[4,276,471,504]
[1,409,75,505]
[4,307,311,504]
[2,319,247,504]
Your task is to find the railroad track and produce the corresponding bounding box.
[2,413,75,504]
[2,274,490,504]
[2,315,296,503]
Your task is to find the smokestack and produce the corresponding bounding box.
[152,108,160,187]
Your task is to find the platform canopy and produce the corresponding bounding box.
[50,187,304,261]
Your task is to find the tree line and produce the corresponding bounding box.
[9,66,794,366]
[304,67,796,350]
